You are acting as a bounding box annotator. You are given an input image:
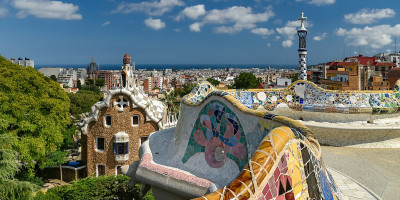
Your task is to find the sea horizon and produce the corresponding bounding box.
[35,63,299,70]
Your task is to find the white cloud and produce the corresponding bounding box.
[282,40,293,48]
[344,8,395,24]
[313,32,327,41]
[144,17,166,30]
[267,42,271,47]
[173,28,181,32]
[276,20,312,47]
[251,28,275,38]
[175,4,205,21]
[13,0,82,20]
[191,6,274,34]
[189,22,201,32]
[102,21,110,26]
[113,0,184,16]
[295,0,335,6]
[336,24,400,49]
[0,7,8,18]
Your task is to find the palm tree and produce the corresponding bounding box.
[160,90,180,114]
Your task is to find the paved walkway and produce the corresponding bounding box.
[328,168,376,200]
[322,146,400,200]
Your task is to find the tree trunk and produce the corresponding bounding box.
[59,164,63,184]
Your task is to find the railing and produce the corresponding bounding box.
[115,154,129,163]
[162,112,179,129]
[320,79,349,87]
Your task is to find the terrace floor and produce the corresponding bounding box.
[322,146,400,200]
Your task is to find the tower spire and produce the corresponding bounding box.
[297,12,308,80]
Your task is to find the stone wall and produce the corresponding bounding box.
[43,167,86,182]
[85,94,158,176]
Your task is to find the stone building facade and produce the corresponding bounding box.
[81,54,168,177]
[82,94,159,176]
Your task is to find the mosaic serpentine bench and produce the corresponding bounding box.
[123,81,342,199]
[184,80,400,115]
[182,81,400,147]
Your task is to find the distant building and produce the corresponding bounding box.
[58,68,78,88]
[97,70,114,91]
[77,68,87,79]
[375,52,400,68]
[38,67,64,77]
[310,64,328,84]
[10,57,34,68]
[276,77,292,87]
[321,55,395,90]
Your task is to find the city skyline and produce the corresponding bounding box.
[1,0,400,65]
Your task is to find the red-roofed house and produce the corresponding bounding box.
[320,55,395,90]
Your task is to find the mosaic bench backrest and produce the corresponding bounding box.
[183,80,400,115]
[181,82,341,199]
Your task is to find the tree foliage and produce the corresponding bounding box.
[0,55,71,171]
[67,90,103,117]
[232,72,262,89]
[0,134,40,200]
[49,75,57,82]
[94,79,105,88]
[206,78,220,86]
[160,90,180,113]
[34,175,154,200]
[176,83,195,97]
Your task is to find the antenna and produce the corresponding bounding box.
[349,46,352,57]
[342,45,346,59]
[395,36,397,53]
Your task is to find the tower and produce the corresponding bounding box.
[120,53,135,90]
[298,12,308,80]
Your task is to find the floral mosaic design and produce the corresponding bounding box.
[182,100,248,169]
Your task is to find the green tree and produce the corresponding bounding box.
[80,85,101,94]
[0,56,71,173]
[77,80,81,89]
[85,79,94,86]
[232,72,262,89]
[45,150,69,184]
[176,83,195,97]
[0,133,40,200]
[50,75,57,82]
[94,79,105,88]
[160,90,180,113]
[68,90,103,117]
[206,78,220,86]
[288,74,298,83]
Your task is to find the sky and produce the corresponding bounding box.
[1,0,400,65]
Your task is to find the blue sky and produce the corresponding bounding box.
[1,0,400,65]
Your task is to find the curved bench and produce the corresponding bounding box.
[125,82,341,199]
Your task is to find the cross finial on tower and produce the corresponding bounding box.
[298,12,307,30]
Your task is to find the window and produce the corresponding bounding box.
[140,136,149,144]
[116,166,122,175]
[114,142,129,154]
[132,115,140,126]
[105,115,112,127]
[97,164,105,177]
[96,137,105,151]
